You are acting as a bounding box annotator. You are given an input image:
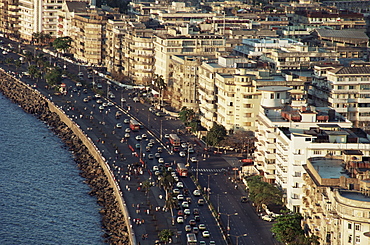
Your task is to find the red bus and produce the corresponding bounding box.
[129,119,140,131]
[169,134,181,151]
[176,163,188,177]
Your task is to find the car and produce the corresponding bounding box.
[193,208,199,215]
[154,170,161,176]
[194,215,200,222]
[116,123,123,128]
[149,139,156,144]
[78,72,83,77]
[186,197,192,203]
[188,147,195,153]
[98,105,105,110]
[2,50,8,55]
[145,146,151,152]
[135,143,141,149]
[94,94,101,99]
[198,224,206,230]
[97,83,103,89]
[148,154,154,160]
[198,199,204,206]
[125,128,131,133]
[121,98,126,103]
[158,158,164,164]
[262,215,274,222]
[153,166,159,171]
[173,176,179,182]
[96,99,103,104]
[185,225,192,232]
[135,135,142,141]
[123,119,130,124]
[124,133,130,138]
[109,94,115,99]
[179,151,186,157]
[76,82,82,87]
[193,190,201,196]
[190,157,198,163]
[202,231,210,238]
[177,216,184,224]
[83,97,89,103]
[182,201,189,208]
[133,97,139,102]
[87,74,93,79]
[155,153,161,158]
[164,134,170,139]
[177,194,184,201]
[107,102,114,107]
[209,241,216,245]
[184,209,191,215]
[178,210,184,216]
[173,188,180,194]
[192,227,199,234]
[157,147,163,153]
[181,143,188,148]
[189,219,196,226]
[199,241,206,245]
[147,142,154,148]
[102,102,108,107]
[176,182,184,188]
[141,134,147,139]
[241,196,248,203]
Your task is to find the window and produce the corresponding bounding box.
[337,85,344,90]
[355,224,361,231]
[229,102,233,106]
[245,104,252,108]
[270,94,274,99]
[245,113,251,117]
[314,150,321,155]
[294,172,301,177]
[355,236,360,243]
[349,77,357,81]
[348,223,352,229]
[349,85,355,90]
[348,235,352,243]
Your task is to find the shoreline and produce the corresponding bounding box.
[0,69,132,245]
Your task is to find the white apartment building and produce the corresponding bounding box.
[254,86,353,213]
[18,0,91,41]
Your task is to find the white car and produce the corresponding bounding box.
[172,188,181,194]
[142,134,147,139]
[193,190,201,196]
[184,209,191,215]
[177,216,184,224]
[116,123,123,128]
[153,166,159,171]
[181,143,188,148]
[190,157,198,163]
[135,135,142,141]
[125,128,131,133]
[176,182,184,188]
[202,231,210,238]
[198,224,206,230]
[164,134,170,139]
[177,194,184,201]
[182,201,189,208]
[158,158,164,164]
[179,151,186,157]
[124,133,130,138]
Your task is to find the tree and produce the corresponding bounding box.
[5,57,13,67]
[179,106,196,124]
[142,179,152,203]
[205,123,227,147]
[158,229,174,244]
[53,36,73,53]
[153,74,166,108]
[24,51,34,66]
[28,65,42,82]
[271,212,319,245]
[246,176,283,212]
[45,68,62,86]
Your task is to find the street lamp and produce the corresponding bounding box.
[228,233,247,245]
[219,212,238,235]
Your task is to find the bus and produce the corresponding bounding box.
[169,134,181,151]
[186,233,197,245]
[129,119,140,131]
[176,163,188,177]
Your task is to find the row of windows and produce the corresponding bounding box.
[337,77,370,82]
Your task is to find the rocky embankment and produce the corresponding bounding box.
[0,71,129,244]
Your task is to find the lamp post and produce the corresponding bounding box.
[229,233,247,245]
[219,212,238,236]
[160,119,163,140]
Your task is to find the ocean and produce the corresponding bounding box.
[0,93,105,245]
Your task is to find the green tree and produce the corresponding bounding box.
[179,106,195,124]
[271,212,314,245]
[246,176,283,212]
[53,36,73,53]
[153,74,166,108]
[158,229,174,244]
[24,51,34,66]
[205,123,227,146]
[142,179,152,203]
[5,57,13,67]
[28,65,42,82]
[45,68,62,86]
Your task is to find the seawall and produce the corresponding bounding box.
[0,69,133,245]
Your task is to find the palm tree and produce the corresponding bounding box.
[142,179,152,204]
[153,74,166,109]
[165,193,178,226]
[158,170,175,202]
[158,229,174,244]
[24,51,34,66]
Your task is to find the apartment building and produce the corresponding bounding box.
[124,22,154,85]
[70,12,107,65]
[310,66,370,128]
[303,156,370,244]
[105,18,126,77]
[0,0,20,39]
[57,1,89,38]
[253,86,352,207]
[153,29,227,84]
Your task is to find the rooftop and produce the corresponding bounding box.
[309,158,347,179]
[340,191,370,203]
